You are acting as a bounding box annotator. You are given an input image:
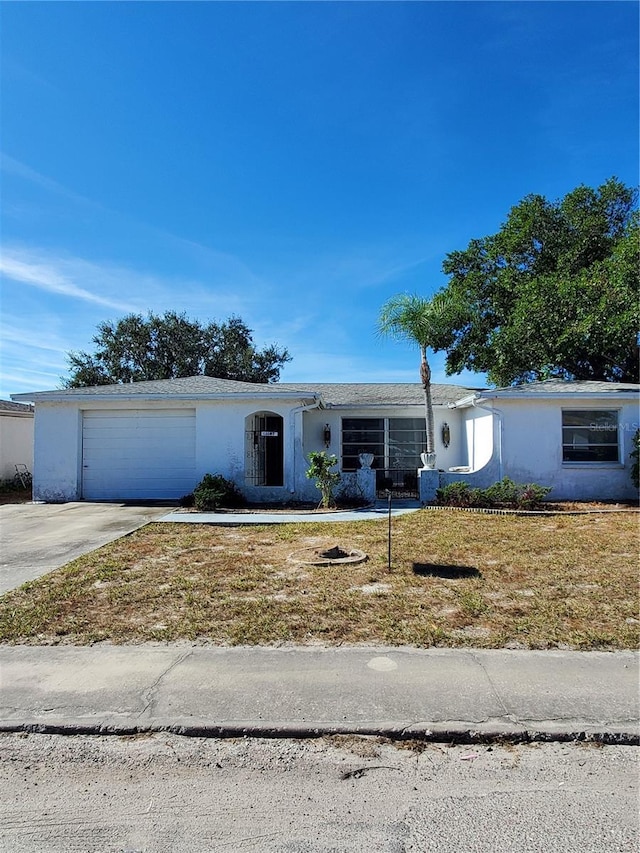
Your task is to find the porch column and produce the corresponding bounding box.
[419,468,440,504]
[355,466,376,503]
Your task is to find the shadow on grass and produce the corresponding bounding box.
[412,563,482,580]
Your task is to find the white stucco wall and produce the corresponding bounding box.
[33,404,82,501]
[498,397,638,501]
[303,406,466,474]
[30,389,639,504]
[460,406,494,472]
[0,413,34,480]
[31,397,327,503]
[446,395,639,501]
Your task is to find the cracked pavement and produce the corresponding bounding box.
[1,644,637,743]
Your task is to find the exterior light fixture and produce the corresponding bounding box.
[323,424,331,448]
[441,422,451,448]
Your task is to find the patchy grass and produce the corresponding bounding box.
[0,510,638,649]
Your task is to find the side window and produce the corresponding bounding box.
[562,410,619,462]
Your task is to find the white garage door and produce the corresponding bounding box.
[82,409,196,500]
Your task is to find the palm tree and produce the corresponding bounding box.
[377,292,451,466]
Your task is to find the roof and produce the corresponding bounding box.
[0,400,34,415]
[14,375,635,408]
[11,375,477,407]
[277,382,476,406]
[11,376,318,403]
[475,379,640,401]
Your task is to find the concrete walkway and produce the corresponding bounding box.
[1,644,637,744]
[157,501,421,525]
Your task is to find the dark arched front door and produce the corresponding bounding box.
[246,412,283,487]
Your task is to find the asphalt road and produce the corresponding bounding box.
[1,733,637,852]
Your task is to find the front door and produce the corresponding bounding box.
[246,413,284,487]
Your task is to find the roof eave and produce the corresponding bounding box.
[325,402,452,409]
[478,390,639,401]
[11,391,322,404]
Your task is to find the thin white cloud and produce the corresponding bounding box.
[0,241,267,321]
[0,250,139,312]
[1,154,269,295]
[0,153,93,206]
[0,322,69,354]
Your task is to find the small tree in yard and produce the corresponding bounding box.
[306,452,341,509]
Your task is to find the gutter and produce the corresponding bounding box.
[11,391,322,405]
[288,399,324,494]
[324,402,453,410]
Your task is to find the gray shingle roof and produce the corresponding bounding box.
[22,375,301,397]
[277,382,477,406]
[13,375,638,407]
[11,375,477,406]
[480,379,639,398]
[0,400,33,414]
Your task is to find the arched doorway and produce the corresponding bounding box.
[245,412,284,487]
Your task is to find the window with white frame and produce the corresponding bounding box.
[341,417,426,471]
[562,410,619,463]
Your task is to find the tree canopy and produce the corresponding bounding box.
[63,312,291,387]
[435,178,639,386]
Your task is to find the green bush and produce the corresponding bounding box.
[517,483,553,510]
[193,473,245,511]
[306,451,341,508]
[436,481,474,507]
[436,477,551,510]
[482,477,521,506]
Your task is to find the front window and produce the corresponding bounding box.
[562,410,619,463]
[341,418,385,471]
[341,417,426,471]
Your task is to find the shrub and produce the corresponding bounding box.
[483,477,521,506]
[193,474,245,511]
[517,483,552,510]
[306,451,341,508]
[436,481,474,507]
[435,481,494,508]
[436,477,550,510]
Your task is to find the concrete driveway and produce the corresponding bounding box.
[0,502,171,595]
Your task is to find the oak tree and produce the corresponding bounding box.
[437,178,639,386]
[64,312,291,387]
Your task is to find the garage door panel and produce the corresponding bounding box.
[82,409,196,500]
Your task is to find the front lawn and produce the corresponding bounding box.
[0,510,637,649]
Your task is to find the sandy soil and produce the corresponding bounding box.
[1,733,637,852]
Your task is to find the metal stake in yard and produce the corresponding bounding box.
[387,489,392,571]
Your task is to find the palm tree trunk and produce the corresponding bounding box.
[420,348,435,456]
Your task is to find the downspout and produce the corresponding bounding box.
[288,398,323,494]
[470,397,504,480]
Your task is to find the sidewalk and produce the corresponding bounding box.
[1,644,637,744]
[156,501,421,525]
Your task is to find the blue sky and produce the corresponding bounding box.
[1,1,638,399]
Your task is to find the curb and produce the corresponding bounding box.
[2,721,638,746]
